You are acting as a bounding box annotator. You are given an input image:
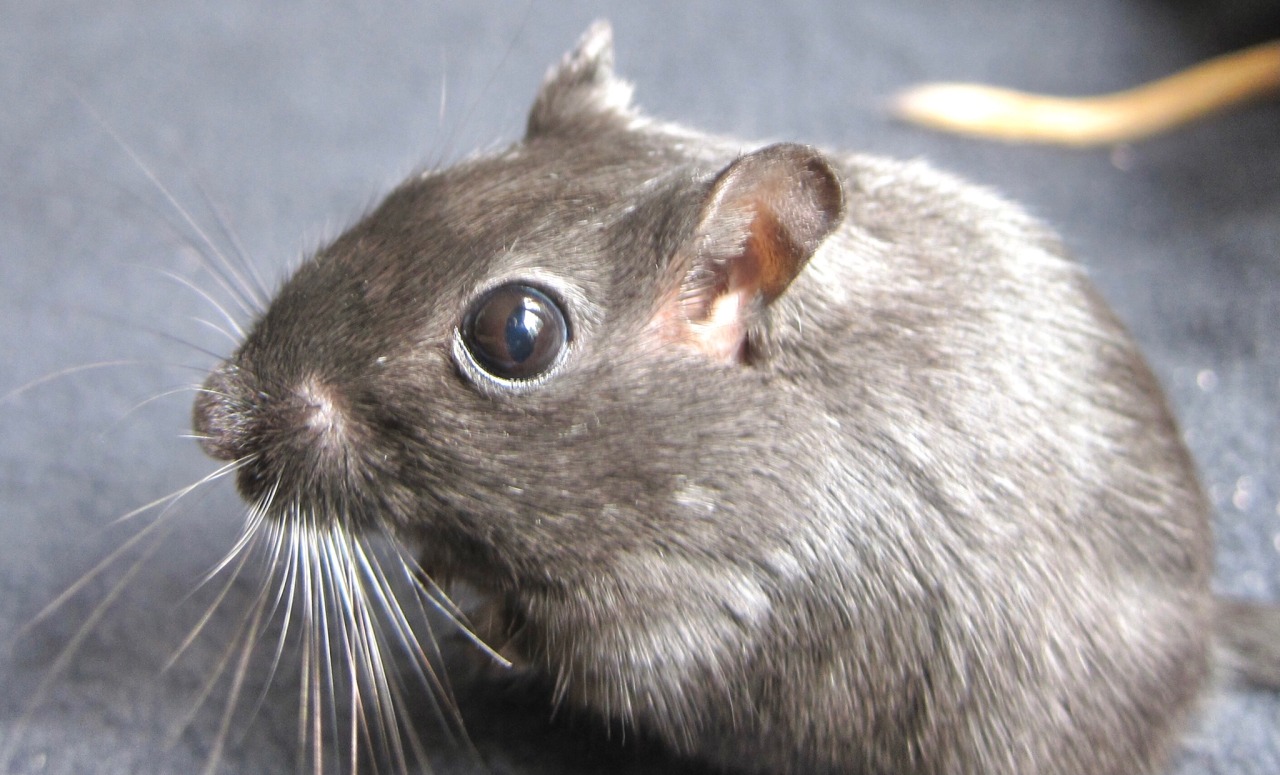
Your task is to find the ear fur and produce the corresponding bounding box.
[526,20,636,138]
[673,143,845,364]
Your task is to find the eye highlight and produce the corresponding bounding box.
[461,283,569,382]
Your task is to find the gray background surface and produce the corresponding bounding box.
[1,1,1278,773]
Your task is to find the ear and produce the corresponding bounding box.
[670,143,845,364]
[526,20,636,138]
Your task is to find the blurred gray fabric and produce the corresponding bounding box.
[1,2,1277,773]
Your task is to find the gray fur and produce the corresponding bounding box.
[191,21,1260,775]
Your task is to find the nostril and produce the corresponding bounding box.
[192,364,246,461]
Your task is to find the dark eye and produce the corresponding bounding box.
[462,283,569,381]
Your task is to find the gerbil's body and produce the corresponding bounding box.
[193,23,1213,775]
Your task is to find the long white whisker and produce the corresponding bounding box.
[304,515,338,775]
[358,541,472,746]
[110,456,252,528]
[187,385,238,406]
[199,558,274,775]
[17,486,200,639]
[394,551,510,668]
[433,0,535,168]
[232,506,302,736]
[2,360,150,404]
[325,524,419,774]
[162,482,273,752]
[149,267,246,339]
[126,384,204,415]
[381,672,437,775]
[314,525,350,773]
[325,530,368,774]
[294,517,319,775]
[91,386,207,445]
[1,518,176,768]
[391,549,476,632]
[165,511,267,672]
[190,485,275,595]
[348,651,362,775]
[192,317,243,348]
[438,52,449,130]
[76,96,261,320]
[77,301,232,363]
[97,170,261,322]
[166,526,271,743]
[189,176,271,310]
[338,535,402,773]
[357,538,457,769]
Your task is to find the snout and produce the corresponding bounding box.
[192,362,250,462]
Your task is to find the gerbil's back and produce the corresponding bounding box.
[724,150,1215,774]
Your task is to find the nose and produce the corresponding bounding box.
[192,363,248,461]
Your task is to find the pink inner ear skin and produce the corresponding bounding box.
[686,209,788,365]
[695,289,751,365]
[640,284,750,366]
[675,200,803,366]
[646,143,844,367]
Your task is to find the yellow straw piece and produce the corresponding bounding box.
[892,39,1280,147]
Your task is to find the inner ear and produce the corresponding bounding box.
[673,143,845,364]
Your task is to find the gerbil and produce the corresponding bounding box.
[190,21,1277,775]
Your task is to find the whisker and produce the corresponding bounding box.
[324,532,369,774]
[294,516,318,775]
[321,522,428,774]
[190,486,274,595]
[165,506,277,739]
[19,499,180,639]
[337,534,407,773]
[438,51,449,130]
[313,524,349,772]
[101,173,242,288]
[165,510,267,672]
[149,266,246,340]
[91,385,206,445]
[126,384,203,415]
[394,550,511,668]
[190,176,272,309]
[301,514,339,775]
[188,384,239,405]
[2,360,150,404]
[434,0,536,170]
[10,458,258,763]
[358,541,473,749]
[357,538,460,770]
[0,518,177,769]
[192,317,242,348]
[69,300,231,365]
[75,95,262,320]
[113,457,251,531]
[235,517,300,740]
[6,451,255,770]
[199,559,274,775]
[347,654,362,775]
[95,170,261,323]
[389,549,472,630]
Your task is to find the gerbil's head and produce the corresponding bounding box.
[192,21,844,589]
